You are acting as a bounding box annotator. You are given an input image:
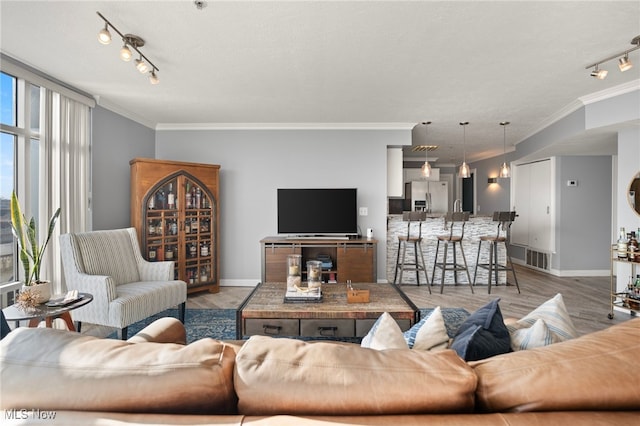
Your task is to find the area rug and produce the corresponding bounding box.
[108,308,236,343]
[112,307,469,343]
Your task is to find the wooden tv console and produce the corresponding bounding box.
[260,236,377,284]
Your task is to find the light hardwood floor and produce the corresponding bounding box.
[189,264,633,335]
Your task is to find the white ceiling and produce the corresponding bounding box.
[1,1,639,165]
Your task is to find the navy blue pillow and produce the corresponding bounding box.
[450,298,511,361]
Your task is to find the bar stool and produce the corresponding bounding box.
[393,211,431,292]
[473,211,520,294]
[431,211,474,294]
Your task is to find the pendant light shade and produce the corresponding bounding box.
[499,121,510,178]
[421,121,432,178]
[459,122,470,178]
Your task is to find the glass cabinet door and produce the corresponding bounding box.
[142,174,216,288]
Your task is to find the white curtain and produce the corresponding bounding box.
[40,90,91,294]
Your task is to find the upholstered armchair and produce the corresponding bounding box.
[59,227,187,339]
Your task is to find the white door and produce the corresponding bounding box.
[529,160,551,251]
[511,159,552,251]
[511,163,531,246]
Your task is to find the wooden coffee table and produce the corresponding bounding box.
[237,282,418,339]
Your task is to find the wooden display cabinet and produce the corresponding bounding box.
[130,158,220,294]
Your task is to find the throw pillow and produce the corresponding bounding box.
[450,298,511,361]
[403,306,449,351]
[507,293,579,350]
[361,312,408,350]
[509,318,560,351]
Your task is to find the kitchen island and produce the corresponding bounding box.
[386,214,509,287]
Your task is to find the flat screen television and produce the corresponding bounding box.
[277,188,358,236]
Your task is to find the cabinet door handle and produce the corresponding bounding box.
[318,326,338,336]
[263,324,282,335]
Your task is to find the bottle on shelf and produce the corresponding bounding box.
[167,183,176,209]
[185,182,192,209]
[191,218,199,233]
[617,227,628,260]
[156,188,166,210]
[165,245,174,261]
[184,217,191,234]
[148,194,155,210]
[628,232,638,261]
[200,241,210,257]
[148,246,157,261]
[200,265,208,283]
[195,187,202,209]
[148,220,156,236]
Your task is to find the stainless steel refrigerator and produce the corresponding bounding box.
[410,180,449,213]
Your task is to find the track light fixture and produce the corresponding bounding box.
[98,23,111,45]
[586,35,639,79]
[96,11,160,85]
[421,121,432,178]
[499,121,510,178]
[459,122,470,179]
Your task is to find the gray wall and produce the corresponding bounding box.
[91,106,155,230]
[156,128,408,285]
[554,156,611,271]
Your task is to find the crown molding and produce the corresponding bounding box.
[578,79,640,105]
[155,122,415,131]
[94,96,156,129]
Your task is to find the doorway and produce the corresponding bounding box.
[462,174,474,214]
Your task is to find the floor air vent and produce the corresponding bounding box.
[526,249,550,271]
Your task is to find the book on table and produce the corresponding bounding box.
[284,287,322,303]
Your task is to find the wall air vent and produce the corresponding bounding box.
[525,249,550,271]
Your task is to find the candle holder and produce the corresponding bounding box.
[286,254,302,290]
[307,260,322,290]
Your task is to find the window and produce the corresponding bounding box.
[1,71,43,286]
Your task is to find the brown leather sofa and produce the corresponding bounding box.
[1,316,639,425]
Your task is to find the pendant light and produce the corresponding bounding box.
[459,122,470,178]
[499,121,510,178]
[421,121,432,178]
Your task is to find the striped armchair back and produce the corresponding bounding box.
[72,229,141,285]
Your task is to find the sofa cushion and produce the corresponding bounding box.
[506,293,578,350]
[509,318,560,351]
[471,318,640,412]
[0,327,237,414]
[403,306,449,351]
[74,229,140,285]
[361,312,408,350]
[450,299,511,361]
[234,335,477,415]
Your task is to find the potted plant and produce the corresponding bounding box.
[10,191,61,304]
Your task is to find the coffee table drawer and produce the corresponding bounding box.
[355,318,412,337]
[300,319,355,337]
[245,319,299,337]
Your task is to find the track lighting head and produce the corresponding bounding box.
[149,70,160,85]
[98,24,111,45]
[590,64,608,79]
[120,44,133,62]
[135,56,149,73]
[618,54,633,72]
[97,12,159,85]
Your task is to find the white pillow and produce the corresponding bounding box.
[509,318,560,351]
[361,312,408,350]
[507,293,579,350]
[403,306,449,351]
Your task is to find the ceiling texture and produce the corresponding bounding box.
[1,1,639,166]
